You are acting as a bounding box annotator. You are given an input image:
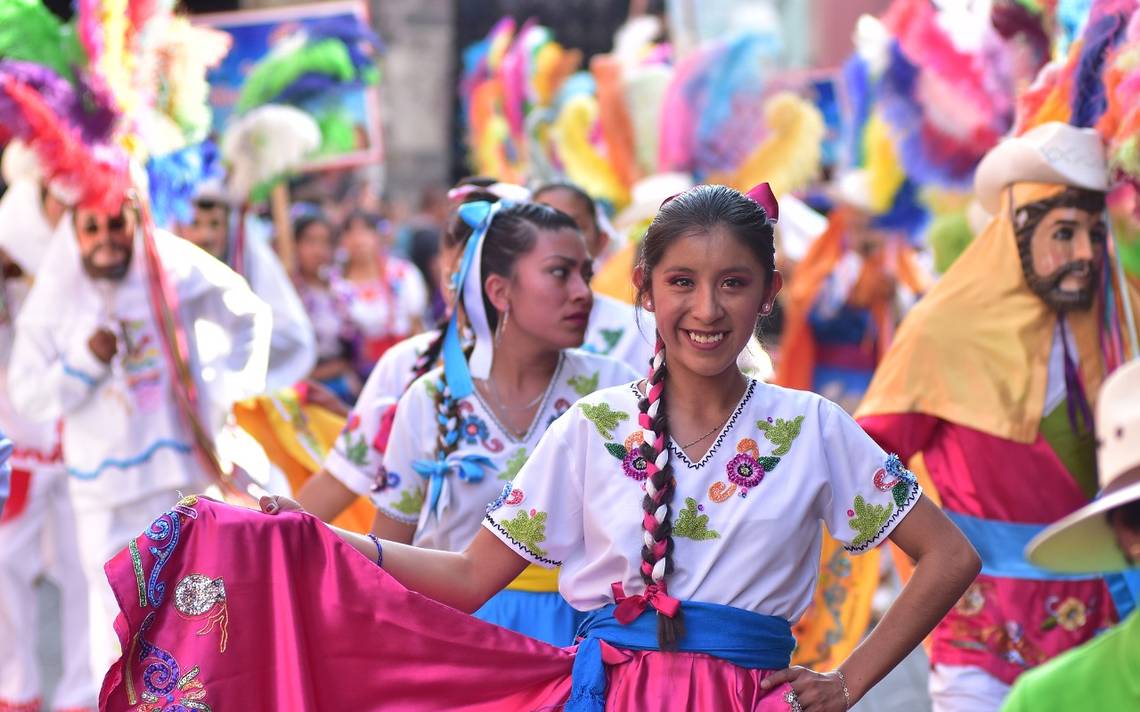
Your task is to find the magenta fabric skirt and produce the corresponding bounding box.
[99,498,794,711]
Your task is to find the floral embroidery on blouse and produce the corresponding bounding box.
[499,448,529,481]
[568,371,600,397]
[845,454,920,552]
[950,619,1044,669]
[546,397,573,428]
[956,582,988,617]
[604,430,649,482]
[486,482,526,513]
[756,415,804,456]
[598,328,623,355]
[492,508,552,562]
[579,402,630,440]
[673,497,720,541]
[390,487,426,517]
[714,415,804,500]
[872,454,919,508]
[338,413,370,466]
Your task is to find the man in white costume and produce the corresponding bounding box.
[0,146,99,711]
[8,189,271,679]
[182,181,316,390]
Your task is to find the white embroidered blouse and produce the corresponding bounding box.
[484,379,921,621]
[375,349,639,552]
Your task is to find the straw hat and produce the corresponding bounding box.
[1026,360,1140,573]
[974,122,1108,215]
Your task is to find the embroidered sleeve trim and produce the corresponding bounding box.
[374,504,420,526]
[844,455,923,554]
[483,513,561,567]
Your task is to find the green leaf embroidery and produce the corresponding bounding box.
[604,442,628,460]
[391,487,425,516]
[848,496,894,548]
[756,415,805,457]
[500,510,549,558]
[757,456,781,472]
[579,402,630,440]
[345,435,370,466]
[424,379,439,398]
[891,481,915,508]
[568,371,601,397]
[600,328,623,355]
[674,497,720,541]
[499,448,529,481]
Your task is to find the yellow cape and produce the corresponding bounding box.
[856,183,1140,442]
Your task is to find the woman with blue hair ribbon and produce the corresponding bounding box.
[362,198,638,645]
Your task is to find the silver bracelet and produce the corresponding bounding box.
[835,669,850,710]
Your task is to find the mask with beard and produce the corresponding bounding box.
[1012,187,1107,312]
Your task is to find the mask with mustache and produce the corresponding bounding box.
[1013,188,1106,313]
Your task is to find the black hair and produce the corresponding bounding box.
[293,211,333,244]
[533,181,599,231]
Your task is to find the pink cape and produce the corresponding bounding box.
[100,498,794,711]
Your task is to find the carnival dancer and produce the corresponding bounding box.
[534,181,655,368]
[856,123,1140,711]
[102,184,978,711]
[0,159,98,711]
[9,190,270,678]
[183,182,316,390]
[334,210,429,380]
[1000,359,1140,710]
[774,169,929,412]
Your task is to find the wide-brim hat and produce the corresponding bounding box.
[974,122,1108,215]
[1027,359,1140,573]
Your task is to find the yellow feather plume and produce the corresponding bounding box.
[726,92,824,197]
[863,113,905,214]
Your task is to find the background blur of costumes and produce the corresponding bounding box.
[0,147,97,712]
[775,169,931,413]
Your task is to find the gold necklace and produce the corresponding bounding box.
[680,416,730,449]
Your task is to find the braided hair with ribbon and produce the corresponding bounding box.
[415,200,579,515]
[632,183,778,649]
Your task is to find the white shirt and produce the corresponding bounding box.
[584,294,654,372]
[9,229,270,510]
[484,379,921,621]
[323,331,438,496]
[242,232,316,390]
[377,349,640,552]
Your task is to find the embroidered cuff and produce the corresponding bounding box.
[844,454,923,554]
[323,450,378,499]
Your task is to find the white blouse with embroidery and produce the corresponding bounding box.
[584,294,654,370]
[483,379,921,621]
[376,349,640,552]
[324,331,438,496]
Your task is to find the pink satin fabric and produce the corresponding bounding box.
[100,499,794,711]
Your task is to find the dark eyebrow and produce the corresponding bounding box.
[1051,220,1080,227]
[543,254,582,264]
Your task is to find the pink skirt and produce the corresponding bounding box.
[99,498,794,711]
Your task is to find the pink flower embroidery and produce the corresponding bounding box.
[726,452,764,492]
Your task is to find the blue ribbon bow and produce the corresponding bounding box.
[411,453,495,515]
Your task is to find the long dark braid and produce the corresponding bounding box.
[632,184,777,649]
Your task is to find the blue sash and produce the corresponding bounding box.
[566,601,794,711]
